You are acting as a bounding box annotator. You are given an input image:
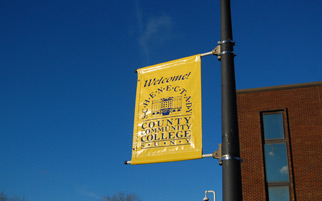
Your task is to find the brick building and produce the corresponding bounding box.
[237,81,322,201]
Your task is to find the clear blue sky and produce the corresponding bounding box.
[1,0,321,201]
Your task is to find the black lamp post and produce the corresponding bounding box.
[220,0,243,201]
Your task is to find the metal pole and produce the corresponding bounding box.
[220,0,243,201]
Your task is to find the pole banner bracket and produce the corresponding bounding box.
[221,155,243,162]
[218,39,235,45]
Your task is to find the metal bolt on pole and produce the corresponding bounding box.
[220,0,243,201]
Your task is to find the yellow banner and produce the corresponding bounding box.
[131,55,202,164]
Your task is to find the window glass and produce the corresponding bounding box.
[268,186,290,201]
[263,113,284,140]
[264,143,289,182]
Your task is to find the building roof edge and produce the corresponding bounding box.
[237,81,322,94]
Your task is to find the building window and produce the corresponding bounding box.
[268,186,290,201]
[262,112,290,201]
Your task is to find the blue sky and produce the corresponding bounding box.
[1,0,321,201]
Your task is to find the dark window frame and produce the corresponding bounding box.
[261,110,292,201]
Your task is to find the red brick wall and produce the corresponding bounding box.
[237,84,322,201]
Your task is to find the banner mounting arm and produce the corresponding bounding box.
[124,144,222,165]
[134,45,222,73]
[200,45,221,60]
[203,144,222,165]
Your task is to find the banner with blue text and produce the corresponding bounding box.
[131,55,202,164]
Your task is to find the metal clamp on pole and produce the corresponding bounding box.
[218,39,235,45]
[221,155,243,162]
[218,50,236,57]
[217,40,236,60]
[200,41,235,60]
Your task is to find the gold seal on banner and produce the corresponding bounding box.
[131,55,202,165]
